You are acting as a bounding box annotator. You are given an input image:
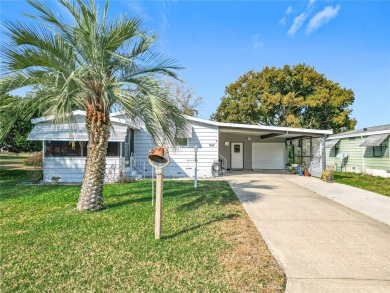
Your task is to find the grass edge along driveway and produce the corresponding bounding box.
[0,170,285,292]
[334,171,390,197]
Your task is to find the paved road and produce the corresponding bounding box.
[227,173,390,292]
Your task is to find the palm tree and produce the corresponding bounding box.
[1,0,187,211]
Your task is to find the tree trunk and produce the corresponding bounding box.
[77,106,110,211]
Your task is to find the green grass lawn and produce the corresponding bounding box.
[0,153,32,170]
[334,171,390,197]
[0,169,285,292]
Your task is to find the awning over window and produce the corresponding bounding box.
[325,139,340,148]
[28,123,128,142]
[359,134,389,147]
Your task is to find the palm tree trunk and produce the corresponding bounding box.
[77,106,110,211]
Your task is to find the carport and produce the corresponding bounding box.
[216,122,333,177]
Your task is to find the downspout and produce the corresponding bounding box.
[300,138,303,165]
[217,125,220,170]
[361,135,365,174]
[321,136,326,171]
[309,137,312,173]
[42,141,45,182]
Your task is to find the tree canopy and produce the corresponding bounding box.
[166,81,203,116]
[211,64,356,133]
[0,94,41,152]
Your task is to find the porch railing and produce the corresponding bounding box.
[219,154,228,174]
[129,153,146,179]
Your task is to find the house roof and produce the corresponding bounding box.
[185,116,333,137]
[28,110,138,142]
[31,110,139,129]
[33,110,332,142]
[327,124,390,140]
[28,123,129,142]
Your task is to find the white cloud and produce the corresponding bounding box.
[126,1,150,20]
[308,0,316,8]
[288,13,307,36]
[279,6,294,26]
[252,34,264,50]
[306,5,340,34]
[160,12,171,33]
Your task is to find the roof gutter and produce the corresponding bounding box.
[327,130,390,140]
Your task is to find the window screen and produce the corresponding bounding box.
[106,142,119,156]
[45,141,119,157]
[45,141,86,157]
[373,146,384,157]
[176,138,189,147]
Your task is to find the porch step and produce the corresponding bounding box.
[124,168,143,179]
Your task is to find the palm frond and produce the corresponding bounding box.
[1,0,184,145]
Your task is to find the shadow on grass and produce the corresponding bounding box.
[162,213,239,240]
[106,188,151,198]
[176,192,236,212]
[0,169,29,180]
[334,173,354,180]
[105,196,153,209]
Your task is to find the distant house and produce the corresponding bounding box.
[326,125,390,177]
[28,110,332,183]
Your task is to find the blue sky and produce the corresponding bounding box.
[1,0,389,129]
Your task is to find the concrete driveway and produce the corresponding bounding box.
[226,173,390,292]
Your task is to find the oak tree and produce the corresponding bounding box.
[0,94,41,152]
[211,64,356,133]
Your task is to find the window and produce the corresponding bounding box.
[45,141,86,157]
[45,141,120,157]
[334,144,340,156]
[373,145,384,157]
[106,142,119,156]
[234,144,240,153]
[176,138,189,147]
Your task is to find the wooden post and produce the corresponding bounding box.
[194,145,198,189]
[148,147,169,240]
[155,167,163,239]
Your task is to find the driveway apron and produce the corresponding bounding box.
[227,173,390,292]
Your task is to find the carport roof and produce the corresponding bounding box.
[185,116,332,138]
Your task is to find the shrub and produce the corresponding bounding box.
[322,169,334,181]
[24,152,43,167]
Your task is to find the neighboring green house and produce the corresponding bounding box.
[326,125,390,178]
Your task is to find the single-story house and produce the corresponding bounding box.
[28,110,332,182]
[326,124,390,177]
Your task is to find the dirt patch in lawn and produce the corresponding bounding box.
[218,204,286,292]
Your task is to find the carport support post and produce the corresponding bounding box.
[321,136,326,171]
[194,145,198,189]
[155,167,163,240]
[310,137,312,172]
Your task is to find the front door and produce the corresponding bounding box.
[231,142,244,170]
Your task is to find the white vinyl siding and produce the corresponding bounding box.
[134,120,218,178]
[43,156,125,183]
